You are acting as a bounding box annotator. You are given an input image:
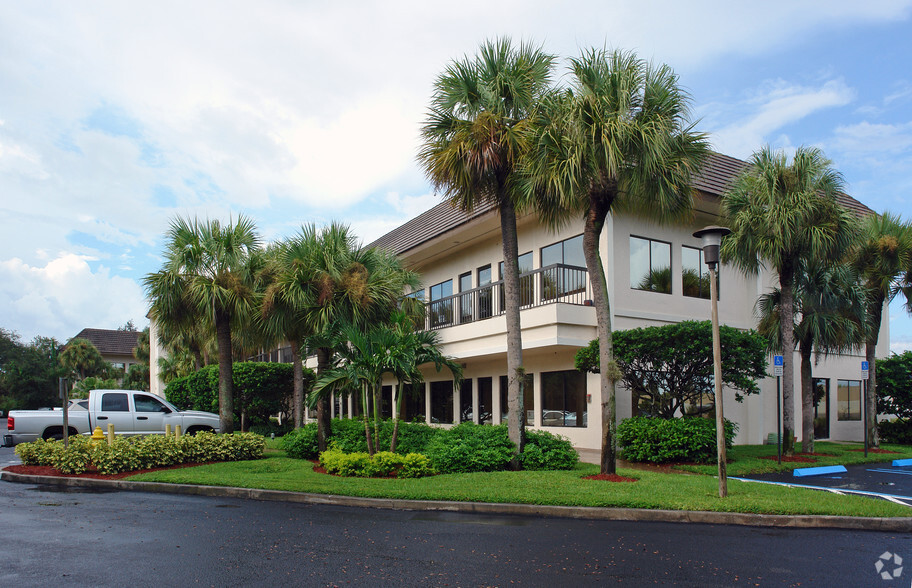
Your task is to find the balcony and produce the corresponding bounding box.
[424,263,591,331]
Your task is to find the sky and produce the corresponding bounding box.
[1,1,911,351]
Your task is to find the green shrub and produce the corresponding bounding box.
[281,423,320,459]
[878,419,912,445]
[12,432,266,475]
[521,429,579,470]
[616,416,737,464]
[318,448,435,478]
[165,362,314,429]
[424,422,515,473]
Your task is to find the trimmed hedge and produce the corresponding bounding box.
[521,429,579,470]
[319,448,435,478]
[878,419,912,445]
[281,418,438,459]
[424,422,515,473]
[617,416,737,464]
[165,362,314,429]
[15,432,266,475]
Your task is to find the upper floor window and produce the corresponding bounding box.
[630,236,671,294]
[428,279,453,328]
[541,235,584,268]
[682,245,713,299]
[499,252,534,307]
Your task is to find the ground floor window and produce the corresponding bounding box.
[478,377,493,424]
[400,382,426,422]
[430,380,454,424]
[499,374,534,423]
[380,385,393,419]
[459,380,473,423]
[541,370,587,427]
[837,379,861,421]
[813,378,830,438]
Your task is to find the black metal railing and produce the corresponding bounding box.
[425,264,591,330]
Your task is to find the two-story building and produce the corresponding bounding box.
[341,151,885,449]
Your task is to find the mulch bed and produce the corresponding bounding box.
[849,448,901,454]
[582,473,638,482]
[4,462,219,480]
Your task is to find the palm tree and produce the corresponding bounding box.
[418,37,554,468]
[851,212,912,445]
[525,49,709,474]
[260,241,315,429]
[281,223,419,450]
[59,338,107,381]
[721,146,857,454]
[756,259,866,452]
[144,215,262,434]
[385,310,462,452]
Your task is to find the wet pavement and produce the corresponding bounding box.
[736,461,912,507]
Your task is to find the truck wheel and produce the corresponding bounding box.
[43,427,78,441]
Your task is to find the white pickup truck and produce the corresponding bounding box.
[5,389,220,445]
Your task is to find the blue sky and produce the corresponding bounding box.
[1,1,911,350]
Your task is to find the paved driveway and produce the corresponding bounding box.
[736,461,912,506]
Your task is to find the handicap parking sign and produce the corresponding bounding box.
[862,360,870,378]
[773,355,783,376]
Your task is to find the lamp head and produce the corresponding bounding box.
[692,226,731,268]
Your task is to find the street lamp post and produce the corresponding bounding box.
[693,225,731,499]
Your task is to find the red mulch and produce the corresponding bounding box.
[582,473,638,482]
[849,448,900,454]
[4,462,219,480]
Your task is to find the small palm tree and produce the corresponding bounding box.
[757,259,866,452]
[851,212,912,445]
[722,146,858,454]
[525,49,709,474]
[418,37,555,468]
[144,215,262,434]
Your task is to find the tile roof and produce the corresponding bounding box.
[369,151,873,255]
[71,328,141,356]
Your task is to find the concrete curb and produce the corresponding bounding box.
[4,469,911,532]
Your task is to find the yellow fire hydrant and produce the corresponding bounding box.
[90,426,106,444]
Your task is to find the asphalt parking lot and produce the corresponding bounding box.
[736,461,912,506]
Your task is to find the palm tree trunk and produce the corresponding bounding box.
[316,347,333,451]
[867,296,884,447]
[779,269,796,455]
[215,310,235,434]
[584,193,616,475]
[499,194,525,469]
[372,381,381,455]
[390,383,402,453]
[362,383,374,455]
[292,343,304,429]
[800,338,814,454]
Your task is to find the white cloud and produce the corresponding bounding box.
[706,79,855,158]
[832,121,912,156]
[0,254,148,342]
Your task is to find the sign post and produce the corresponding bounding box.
[862,361,870,457]
[774,355,783,464]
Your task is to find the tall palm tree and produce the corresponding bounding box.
[721,146,857,454]
[144,215,262,434]
[851,212,912,445]
[260,241,314,429]
[59,338,107,381]
[756,259,866,452]
[525,49,709,474]
[418,37,554,468]
[280,222,419,450]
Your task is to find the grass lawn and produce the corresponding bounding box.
[672,441,912,476]
[126,443,912,518]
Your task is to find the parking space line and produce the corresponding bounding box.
[867,468,912,476]
[731,477,912,507]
